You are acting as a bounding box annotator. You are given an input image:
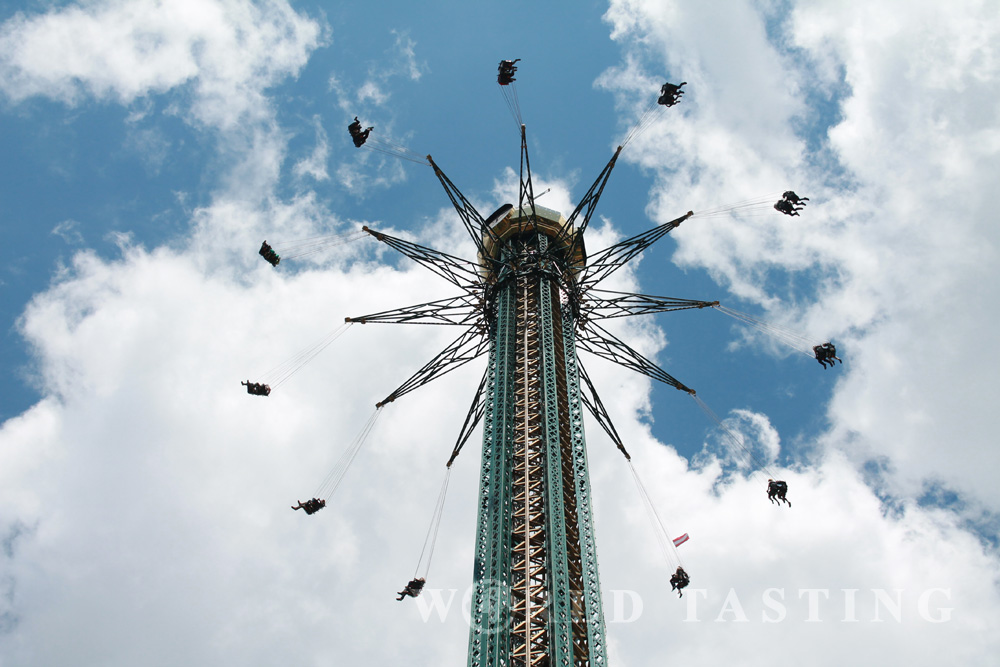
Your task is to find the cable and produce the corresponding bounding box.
[627,459,684,570]
[414,466,452,579]
[267,230,369,262]
[314,406,385,500]
[498,82,523,129]
[713,304,820,357]
[256,322,353,391]
[364,137,430,165]
[690,393,777,482]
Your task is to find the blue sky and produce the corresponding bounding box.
[2,1,1000,665]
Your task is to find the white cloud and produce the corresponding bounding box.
[50,219,84,245]
[292,115,331,182]
[0,0,324,131]
[7,188,999,664]
[600,0,1000,510]
[390,29,424,82]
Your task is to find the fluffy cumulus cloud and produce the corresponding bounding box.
[0,0,324,130]
[592,0,1000,662]
[600,1,1000,505]
[2,0,1000,665]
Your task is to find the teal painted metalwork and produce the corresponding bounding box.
[539,267,574,666]
[561,309,608,665]
[468,268,516,666]
[468,218,609,667]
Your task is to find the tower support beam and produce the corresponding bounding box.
[469,228,607,667]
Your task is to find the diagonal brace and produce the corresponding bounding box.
[516,124,537,234]
[346,294,482,327]
[376,326,489,407]
[578,211,693,290]
[577,361,631,460]
[581,289,718,321]
[427,155,499,256]
[553,145,623,253]
[445,365,489,466]
[363,226,482,290]
[576,321,695,394]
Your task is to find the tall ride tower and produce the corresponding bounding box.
[261,65,803,666]
[352,124,707,667]
[468,204,605,666]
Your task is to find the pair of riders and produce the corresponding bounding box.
[670,566,690,597]
[767,479,791,507]
[396,577,426,601]
[497,59,520,85]
[242,380,271,396]
[258,240,280,267]
[658,81,686,107]
[812,342,842,368]
[291,497,326,515]
[774,191,809,216]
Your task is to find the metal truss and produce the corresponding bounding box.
[428,155,501,258]
[553,146,622,257]
[376,326,488,407]
[346,294,483,327]
[581,288,717,321]
[346,134,708,667]
[363,225,483,290]
[576,321,695,395]
[576,210,694,290]
[468,274,516,667]
[508,274,550,666]
[576,361,631,461]
[517,125,537,230]
[558,317,607,664]
[446,366,489,467]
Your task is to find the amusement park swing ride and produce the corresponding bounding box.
[245,59,834,666]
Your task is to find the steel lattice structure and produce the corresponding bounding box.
[343,120,721,665]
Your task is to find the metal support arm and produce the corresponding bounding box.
[446,365,489,467]
[376,327,489,407]
[554,146,622,253]
[581,289,718,321]
[427,155,500,256]
[346,294,482,327]
[576,321,695,395]
[578,211,693,290]
[577,361,631,460]
[363,226,482,290]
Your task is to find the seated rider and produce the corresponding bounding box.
[822,342,842,365]
[782,190,809,205]
[774,199,800,216]
[669,566,690,597]
[348,116,362,136]
[396,577,426,601]
[352,127,373,148]
[291,498,327,515]
[767,479,791,507]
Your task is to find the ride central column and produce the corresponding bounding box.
[467,208,607,667]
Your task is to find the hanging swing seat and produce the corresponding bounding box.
[396,577,426,601]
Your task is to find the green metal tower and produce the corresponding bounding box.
[260,65,803,665]
[467,204,606,666]
[348,123,707,666]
